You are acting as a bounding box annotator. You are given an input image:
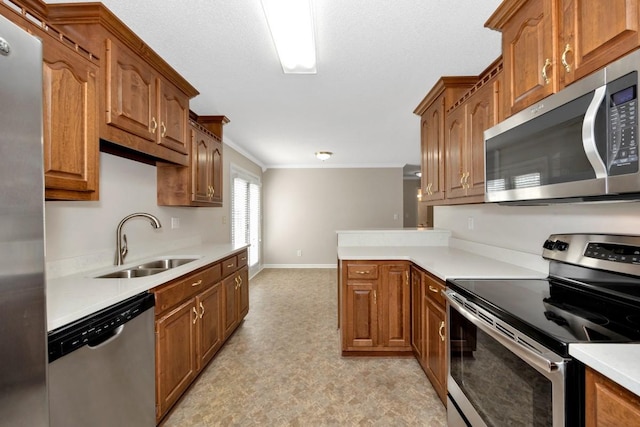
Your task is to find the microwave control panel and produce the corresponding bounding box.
[609,72,638,175]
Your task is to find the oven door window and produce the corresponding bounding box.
[449,308,553,427]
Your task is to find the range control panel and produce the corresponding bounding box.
[584,242,640,264]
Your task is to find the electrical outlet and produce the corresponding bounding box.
[467,217,474,230]
[222,216,227,224]
[171,217,180,229]
[393,213,399,220]
[296,249,302,257]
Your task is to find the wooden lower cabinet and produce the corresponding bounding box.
[411,265,447,405]
[153,250,249,423]
[223,265,249,339]
[586,367,640,427]
[341,260,411,354]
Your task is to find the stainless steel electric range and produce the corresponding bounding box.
[444,233,640,427]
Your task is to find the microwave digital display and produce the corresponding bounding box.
[611,86,636,106]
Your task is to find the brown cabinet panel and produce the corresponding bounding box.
[347,263,379,280]
[105,38,157,142]
[560,0,640,85]
[42,37,99,201]
[222,273,238,339]
[196,282,222,371]
[155,298,197,420]
[410,266,424,360]
[445,107,466,199]
[238,266,250,320]
[586,367,640,427]
[344,281,377,348]
[425,298,447,404]
[380,264,410,348]
[158,79,189,154]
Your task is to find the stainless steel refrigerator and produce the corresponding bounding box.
[0,13,48,427]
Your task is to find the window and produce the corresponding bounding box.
[231,165,261,275]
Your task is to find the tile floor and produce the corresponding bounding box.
[162,268,446,426]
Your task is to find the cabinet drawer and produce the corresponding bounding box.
[424,273,445,307]
[347,263,379,280]
[202,263,221,284]
[237,251,248,268]
[221,256,237,277]
[154,271,207,315]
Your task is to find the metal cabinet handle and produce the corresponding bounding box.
[227,263,234,268]
[192,307,198,324]
[150,117,158,133]
[355,270,369,275]
[237,276,243,287]
[427,182,433,195]
[234,276,239,290]
[439,321,445,342]
[428,285,440,293]
[160,121,167,137]
[561,44,572,72]
[542,58,552,85]
[191,279,202,287]
[199,302,205,318]
[373,290,377,305]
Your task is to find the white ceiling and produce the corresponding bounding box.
[45,0,503,169]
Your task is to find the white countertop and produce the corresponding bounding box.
[570,344,640,396]
[46,243,248,331]
[338,246,546,280]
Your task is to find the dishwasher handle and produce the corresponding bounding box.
[87,325,125,349]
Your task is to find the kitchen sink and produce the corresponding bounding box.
[94,257,199,279]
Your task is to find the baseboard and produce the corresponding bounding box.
[262,264,337,269]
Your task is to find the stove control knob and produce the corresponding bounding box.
[555,241,569,251]
[543,239,556,250]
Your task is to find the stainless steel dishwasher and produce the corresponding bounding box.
[48,292,155,427]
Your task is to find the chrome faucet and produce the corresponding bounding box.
[115,212,162,265]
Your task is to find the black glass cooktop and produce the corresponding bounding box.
[446,277,640,357]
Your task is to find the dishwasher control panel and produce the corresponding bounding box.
[48,292,154,363]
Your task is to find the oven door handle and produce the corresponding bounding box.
[445,291,567,375]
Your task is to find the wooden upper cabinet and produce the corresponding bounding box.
[444,59,503,203]
[1,1,100,201]
[487,0,640,116]
[157,119,225,207]
[559,0,640,86]
[414,77,477,204]
[42,31,99,201]
[487,0,555,116]
[47,3,198,166]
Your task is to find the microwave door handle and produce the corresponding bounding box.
[582,85,608,180]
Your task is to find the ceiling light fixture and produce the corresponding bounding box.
[315,151,332,161]
[415,171,422,178]
[261,0,317,74]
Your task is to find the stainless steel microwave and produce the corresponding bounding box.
[484,49,640,204]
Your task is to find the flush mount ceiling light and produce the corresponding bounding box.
[261,0,317,74]
[415,171,422,178]
[315,151,332,161]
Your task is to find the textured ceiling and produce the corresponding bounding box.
[45,0,503,169]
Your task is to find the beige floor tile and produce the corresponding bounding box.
[162,268,446,426]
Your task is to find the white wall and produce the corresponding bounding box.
[434,202,640,255]
[262,167,404,266]
[45,145,262,277]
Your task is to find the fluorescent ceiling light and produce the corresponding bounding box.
[261,0,317,74]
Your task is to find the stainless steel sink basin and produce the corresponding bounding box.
[94,257,198,279]
[135,258,198,269]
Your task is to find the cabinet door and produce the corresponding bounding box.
[105,38,157,142]
[422,98,446,202]
[586,366,640,427]
[42,37,99,201]
[196,282,222,371]
[344,281,378,349]
[425,298,447,404]
[156,298,197,420]
[380,263,410,348]
[211,138,223,205]
[191,127,213,203]
[559,0,640,85]
[465,80,496,197]
[159,79,189,154]
[445,105,467,199]
[222,274,238,339]
[410,267,424,360]
[237,266,250,320]
[502,0,555,116]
